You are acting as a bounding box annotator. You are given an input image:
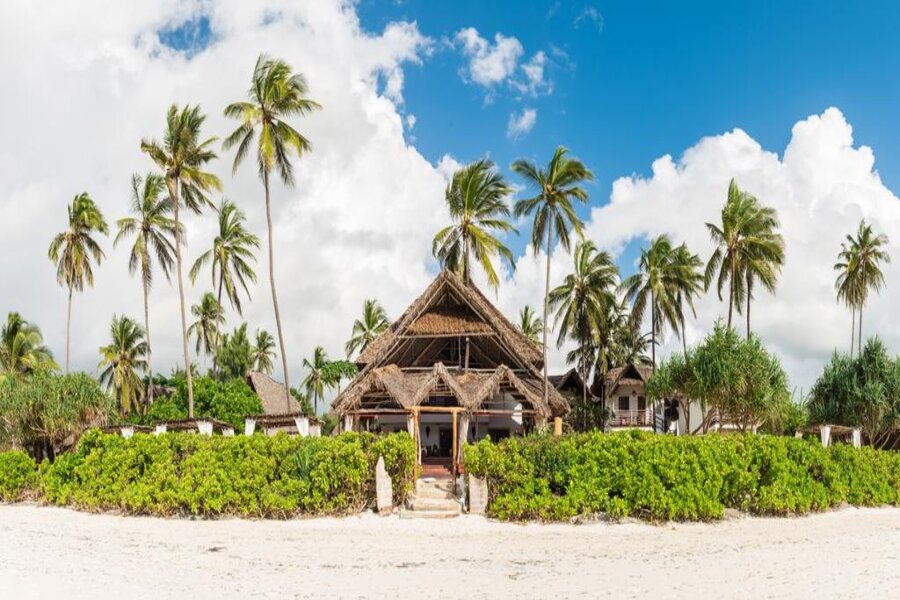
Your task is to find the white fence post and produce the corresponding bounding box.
[851,428,862,448]
[120,426,134,439]
[819,425,832,448]
[244,418,256,435]
[154,424,167,436]
[294,416,310,437]
[197,421,213,436]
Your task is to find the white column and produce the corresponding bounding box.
[309,424,321,438]
[343,414,353,432]
[851,428,862,448]
[406,413,415,436]
[222,427,235,437]
[819,425,832,448]
[154,424,167,436]
[197,421,213,436]
[120,426,134,439]
[294,416,310,437]
[266,427,279,437]
[794,431,803,439]
[244,418,256,435]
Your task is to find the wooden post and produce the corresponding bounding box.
[553,416,563,436]
[452,408,458,478]
[413,407,421,467]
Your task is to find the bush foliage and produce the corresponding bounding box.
[464,430,900,521]
[138,376,263,432]
[0,430,415,517]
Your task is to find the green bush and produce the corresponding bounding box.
[464,431,900,521]
[36,429,415,517]
[137,376,263,432]
[0,450,37,501]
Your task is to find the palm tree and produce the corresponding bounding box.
[224,54,321,411]
[432,159,517,289]
[302,346,329,415]
[114,173,178,403]
[512,146,594,404]
[518,306,543,347]
[621,235,683,367]
[190,199,259,369]
[344,299,390,358]
[141,104,221,417]
[188,293,225,362]
[835,220,890,354]
[705,179,784,334]
[0,313,56,379]
[98,315,148,416]
[671,243,705,354]
[253,329,277,374]
[550,240,619,406]
[48,193,109,372]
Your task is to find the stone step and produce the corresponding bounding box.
[414,485,456,500]
[409,497,462,512]
[416,478,454,494]
[399,508,460,520]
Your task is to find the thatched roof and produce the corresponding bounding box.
[356,270,542,368]
[334,362,566,419]
[601,363,653,399]
[246,371,301,415]
[549,368,591,397]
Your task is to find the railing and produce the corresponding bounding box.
[608,409,653,427]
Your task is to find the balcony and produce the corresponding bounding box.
[608,409,653,428]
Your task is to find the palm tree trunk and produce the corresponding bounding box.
[65,286,72,373]
[858,304,864,354]
[746,285,751,339]
[727,254,736,329]
[213,277,224,378]
[168,177,195,419]
[850,306,856,358]
[681,313,687,356]
[142,257,153,410]
[263,169,292,412]
[651,289,656,367]
[542,218,553,408]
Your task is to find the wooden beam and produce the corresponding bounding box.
[452,410,458,482]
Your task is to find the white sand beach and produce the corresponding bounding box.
[1,505,899,599]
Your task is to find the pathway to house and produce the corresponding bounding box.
[1,504,899,599]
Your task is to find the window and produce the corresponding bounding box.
[618,396,629,411]
[637,396,646,411]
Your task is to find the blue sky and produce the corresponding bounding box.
[356,0,900,266]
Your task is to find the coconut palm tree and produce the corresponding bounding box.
[223,54,321,411]
[302,346,329,415]
[344,299,390,358]
[48,193,109,372]
[621,235,683,367]
[432,159,517,289]
[550,240,619,406]
[114,173,178,403]
[512,146,594,404]
[253,329,277,374]
[190,199,259,369]
[188,293,225,362]
[518,306,543,347]
[141,104,221,417]
[835,220,890,354]
[671,243,705,354]
[0,313,56,379]
[705,179,784,334]
[98,315,148,416]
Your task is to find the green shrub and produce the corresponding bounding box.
[465,431,900,522]
[138,377,263,432]
[0,451,37,501]
[37,430,416,518]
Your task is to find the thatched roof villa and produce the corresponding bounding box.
[332,269,568,479]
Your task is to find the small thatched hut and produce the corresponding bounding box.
[246,371,302,414]
[332,269,568,478]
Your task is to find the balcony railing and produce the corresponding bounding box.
[608,409,653,427]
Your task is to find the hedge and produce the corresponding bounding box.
[464,430,900,521]
[0,430,415,518]
[0,451,37,501]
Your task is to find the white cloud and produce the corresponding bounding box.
[0,0,451,391]
[495,108,900,391]
[574,6,604,32]
[515,51,551,96]
[507,108,537,139]
[455,27,523,88]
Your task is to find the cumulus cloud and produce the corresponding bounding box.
[507,108,537,139]
[455,27,523,88]
[494,108,900,391]
[0,0,449,388]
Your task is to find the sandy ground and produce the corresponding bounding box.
[1,505,899,599]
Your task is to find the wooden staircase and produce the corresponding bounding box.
[399,478,462,519]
